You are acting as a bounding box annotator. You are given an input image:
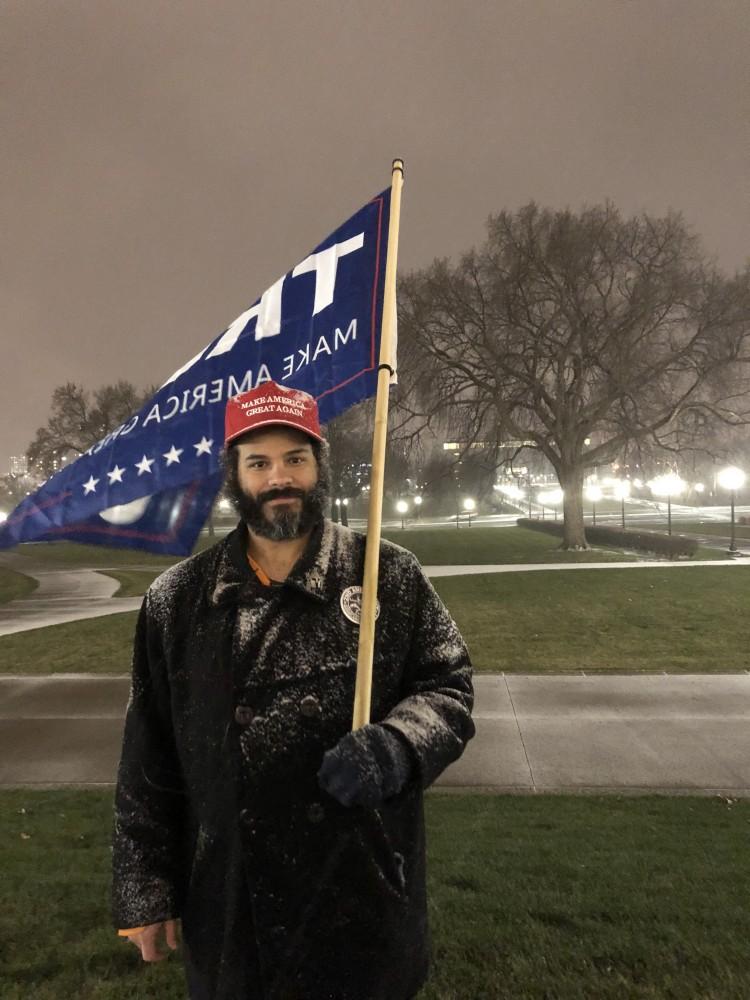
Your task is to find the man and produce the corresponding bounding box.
[111,381,475,1000]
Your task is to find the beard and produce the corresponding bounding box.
[224,464,329,541]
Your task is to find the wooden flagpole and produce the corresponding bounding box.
[352,158,404,731]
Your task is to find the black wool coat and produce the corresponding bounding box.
[111,518,475,1000]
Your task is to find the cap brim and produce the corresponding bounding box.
[225,418,324,446]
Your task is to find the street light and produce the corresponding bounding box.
[717,466,746,553]
[613,480,631,531]
[585,484,602,526]
[538,488,563,520]
[413,495,423,521]
[462,497,476,527]
[648,473,686,536]
[396,499,409,530]
[341,497,349,527]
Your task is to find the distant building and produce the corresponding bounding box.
[9,455,28,476]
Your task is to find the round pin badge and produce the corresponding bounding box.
[340,586,380,624]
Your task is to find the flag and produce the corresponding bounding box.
[0,187,393,555]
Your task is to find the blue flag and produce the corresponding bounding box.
[1,187,393,555]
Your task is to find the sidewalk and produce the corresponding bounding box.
[2,673,749,796]
[0,568,143,636]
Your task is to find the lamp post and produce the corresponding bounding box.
[396,499,409,530]
[527,477,533,518]
[413,494,423,520]
[585,484,602,526]
[648,473,686,536]
[341,497,349,528]
[614,480,631,531]
[537,489,563,521]
[717,466,746,553]
[463,497,476,527]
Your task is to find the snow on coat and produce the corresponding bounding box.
[111,517,475,1000]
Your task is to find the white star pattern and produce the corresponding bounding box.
[107,465,125,484]
[163,445,183,466]
[82,475,99,495]
[194,436,214,456]
[135,455,155,476]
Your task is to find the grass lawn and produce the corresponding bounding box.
[7,541,182,569]
[8,526,638,574]
[432,565,750,673]
[1,789,747,999]
[98,570,163,599]
[2,564,748,675]
[91,528,643,601]
[0,566,38,605]
[0,613,138,674]
[380,527,639,565]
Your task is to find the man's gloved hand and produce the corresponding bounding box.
[317,723,414,809]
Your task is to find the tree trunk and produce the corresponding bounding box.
[559,466,587,549]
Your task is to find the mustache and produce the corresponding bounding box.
[258,487,306,504]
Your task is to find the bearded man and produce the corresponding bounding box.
[111,381,475,1000]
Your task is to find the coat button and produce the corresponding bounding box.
[307,802,325,824]
[300,695,321,719]
[234,705,255,725]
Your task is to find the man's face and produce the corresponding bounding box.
[224,427,326,541]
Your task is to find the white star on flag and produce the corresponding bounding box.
[163,445,183,466]
[135,455,155,476]
[82,475,99,495]
[107,465,125,484]
[194,436,214,456]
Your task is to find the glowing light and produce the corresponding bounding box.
[717,467,746,492]
[648,473,686,498]
[538,489,564,505]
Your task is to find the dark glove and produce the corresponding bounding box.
[317,723,414,809]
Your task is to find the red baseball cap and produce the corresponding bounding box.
[224,381,324,446]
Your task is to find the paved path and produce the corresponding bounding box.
[2,557,749,637]
[1,673,748,796]
[0,567,143,636]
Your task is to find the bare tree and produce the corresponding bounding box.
[27,380,154,478]
[0,473,32,512]
[398,202,750,547]
[323,402,373,522]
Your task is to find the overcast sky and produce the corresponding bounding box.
[2,0,748,472]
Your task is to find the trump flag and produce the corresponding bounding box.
[0,187,393,555]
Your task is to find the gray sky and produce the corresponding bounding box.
[2,0,748,472]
